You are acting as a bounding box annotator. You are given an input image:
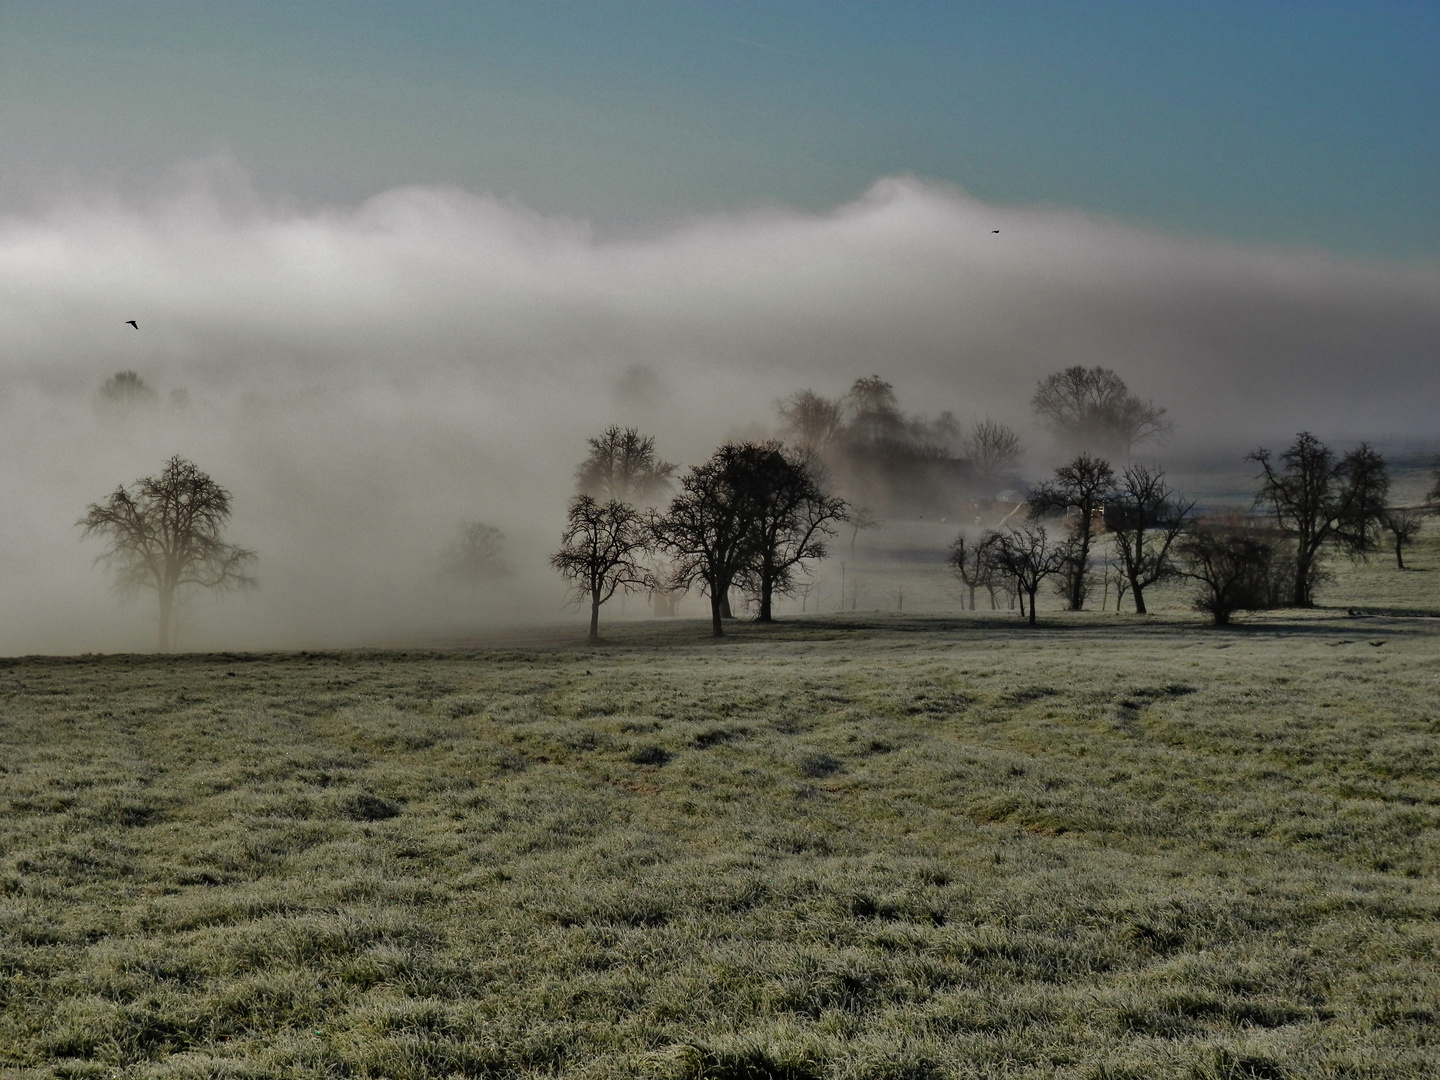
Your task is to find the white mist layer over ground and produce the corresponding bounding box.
[1,161,1437,653]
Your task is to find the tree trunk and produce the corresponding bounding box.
[1027,586,1039,625]
[589,596,601,642]
[1396,538,1406,570]
[1017,587,1026,620]
[1292,547,1314,607]
[158,585,174,653]
[1069,530,1092,611]
[967,584,975,610]
[709,592,725,637]
[1130,576,1147,615]
[757,567,775,622]
[719,588,734,619]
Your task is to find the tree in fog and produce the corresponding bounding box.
[550,496,652,642]
[738,445,848,622]
[777,390,845,451]
[844,375,907,446]
[651,443,765,637]
[1031,366,1169,457]
[1382,508,1424,570]
[97,370,159,410]
[948,532,1001,610]
[984,525,1066,626]
[1027,454,1116,611]
[1175,527,1277,626]
[575,426,676,505]
[961,418,1024,491]
[79,456,257,652]
[440,521,510,599]
[1250,433,1389,607]
[1107,465,1194,614]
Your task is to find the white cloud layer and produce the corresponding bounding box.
[0,160,1436,651]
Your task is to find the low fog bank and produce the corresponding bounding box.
[0,161,1436,652]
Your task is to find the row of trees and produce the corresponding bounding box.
[552,428,847,640]
[774,365,1170,517]
[952,432,1415,626]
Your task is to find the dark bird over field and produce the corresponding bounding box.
[125,320,138,329]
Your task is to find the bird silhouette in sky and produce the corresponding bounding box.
[992,230,999,234]
[125,320,138,329]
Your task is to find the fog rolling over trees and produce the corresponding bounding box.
[0,166,1437,650]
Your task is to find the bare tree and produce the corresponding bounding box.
[1250,433,1389,607]
[948,531,1001,610]
[777,390,845,451]
[843,375,907,445]
[97,370,159,409]
[1175,527,1277,626]
[848,505,882,558]
[79,456,257,651]
[440,521,510,599]
[1382,508,1425,570]
[1108,465,1194,614]
[1027,453,1117,611]
[984,525,1067,626]
[575,426,676,505]
[651,444,764,637]
[1031,366,1170,457]
[550,495,652,642]
[962,418,1024,491]
[736,444,848,622]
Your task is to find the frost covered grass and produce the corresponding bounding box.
[2,542,1439,1078]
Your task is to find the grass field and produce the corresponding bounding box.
[2,534,1439,1078]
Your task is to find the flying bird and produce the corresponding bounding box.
[125,320,138,329]
[992,230,999,234]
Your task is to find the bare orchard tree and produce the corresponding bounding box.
[575,426,676,505]
[79,456,257,651]
[1250,433,1389,606]
[738,444,848,622]
[1027,453,1116,611]
[847,504,882,558]
[948,531,1001,610]
[550,495,652,642]
[1031,366,1169,458]
[1107,465,1194,614]
[651,443,763,637]
[1382,508,1425,570]
[984,525,1067,626]
[961,418,1024,491]
[1175,527,1277,626]
[440,520,510,600]
[97,370,159,409]
[777,390,846,451]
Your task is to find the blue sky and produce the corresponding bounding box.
[2,1,1437,260]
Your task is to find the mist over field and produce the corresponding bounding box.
[1,159,1438,653]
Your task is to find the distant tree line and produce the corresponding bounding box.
[950,431,1404,626]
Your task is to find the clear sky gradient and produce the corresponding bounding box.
[1,1,1437,259]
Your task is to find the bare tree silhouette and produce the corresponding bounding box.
[1250,433,1389,606]
[79,456,257,651]
[550,496,652,642]
[1032,366,1169,457]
